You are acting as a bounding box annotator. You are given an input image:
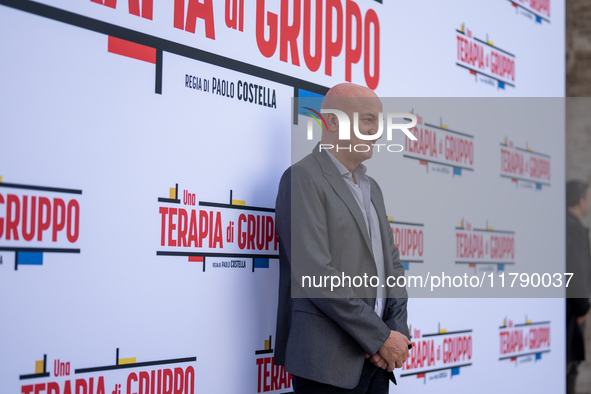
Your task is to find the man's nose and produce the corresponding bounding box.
[368,127,381,138]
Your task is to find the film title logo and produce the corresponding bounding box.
[389,218,425,270]
[500,137,551,190]
[456,24,516,89]
[157,185,278,269]
[499,317,551,363]
[508,0,550,24]
[255,336,292,393]
[92,0,381,89]
[0,179,81,270]
[402,323,473,383]
[255,0,381,89]
[20,349,196,394]
[455,219,515,273]
[402,111,475,176]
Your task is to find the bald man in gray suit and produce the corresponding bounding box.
[274,83,410,393]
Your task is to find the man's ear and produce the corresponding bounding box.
[326,113,339,133]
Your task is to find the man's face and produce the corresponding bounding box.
[343,97,383,162]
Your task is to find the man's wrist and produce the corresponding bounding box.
[369,323,392,356]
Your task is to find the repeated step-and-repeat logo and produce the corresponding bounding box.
[156,184,278,272]
[500,137,551,190]
[0,177,81,270]
[506,0,551,24]
[389,217,425,271]
[19,349,196,394]
[455,219,515,273]
[456,24,516,89]
[402,322,473,384]
[403,110,475,177]
[255,336,292,393]
[499,316,551,364]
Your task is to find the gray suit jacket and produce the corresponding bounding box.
[274,145,409,389]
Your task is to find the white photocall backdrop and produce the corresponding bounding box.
[0,0,564,393]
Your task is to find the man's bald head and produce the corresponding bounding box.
[321,83,378,111]
[319,83,383,170]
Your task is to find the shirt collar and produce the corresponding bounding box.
[325,149,367,180]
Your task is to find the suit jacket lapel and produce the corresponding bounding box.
[312,145,373,257]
